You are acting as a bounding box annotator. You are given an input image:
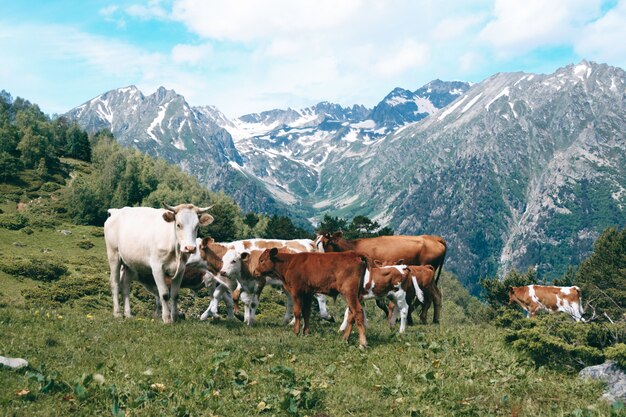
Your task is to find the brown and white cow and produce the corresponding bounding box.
[509,285,585,321]
[339,264,424,333]
[104,203,213,323]
[315,232,446,323]
[254,249,369,347]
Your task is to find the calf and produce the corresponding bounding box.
[339,265,423,333]
[227,238,334,323]
[254,249,369,347]
[509,285,585,321]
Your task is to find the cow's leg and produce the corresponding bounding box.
[339,307,350,332]
[169,276,183,323]
[150,262,172,324]
[432,284,442,324]
[315,294,334,322]
[343,296,367,347]
[376,299,390,320]
[240,291,258,326]
[120,268,136,318]
[283,292,294,325]
[420,288,433,324]
[292,295,302,335]
[232,286,241,317]
[222,290,235,320]
[302,293,313,335]
[389,303,399,327]
[107,255,122,318]
[394,290,409,333]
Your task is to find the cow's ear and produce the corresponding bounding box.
[269,247,279,259]
[201,237,214,247]
[163,211,175,223]
[395,259,405,265]
[332,231,343,239]
[508,286,514,294]
[241,252,250,261]
[373,259,383,267]
[199,213,214,226]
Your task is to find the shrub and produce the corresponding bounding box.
[605,343,626,369]
[77,240,95,250]
[22,274,107,306]
[40,182,62,192]
[0,257,68,282]
[479,268,539,309]
[0,212,28,230]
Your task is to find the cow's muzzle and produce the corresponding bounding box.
[181,245,197,254]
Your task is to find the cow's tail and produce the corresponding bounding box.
[435,245,446,285]
[411,275,425,303]
[359,256,370,298]
[573,286,586,321]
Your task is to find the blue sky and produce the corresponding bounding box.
[1,0,625,118]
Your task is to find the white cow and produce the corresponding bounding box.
[104,203,213,323]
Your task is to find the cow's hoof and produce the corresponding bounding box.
[358,344,368,351]
[322,316,335,323]
[235,313,245,322]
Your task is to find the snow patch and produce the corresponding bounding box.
[437,95,468,121]
[147,104,169,143]
[351,119,376,129]
[486,87,510,110]
[461,93,483,113]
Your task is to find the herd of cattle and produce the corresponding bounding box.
[103,203,586,348]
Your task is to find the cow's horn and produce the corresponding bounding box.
[195,205,214,213]
[162,202,177,212]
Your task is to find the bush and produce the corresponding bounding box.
[77,240,95,250]
[23,274,107,307]
[0,257,68,282]
[605,343,626,369]
[503,315,625,372]
[479,268,539,309]
[40,182,62,192]
[0,212,28,230]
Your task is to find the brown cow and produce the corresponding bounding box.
[316,232,446,323]
[379,264,437,325]
[509,285,585,321]
[254,248,369,347]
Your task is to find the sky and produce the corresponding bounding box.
[1,0,625,118]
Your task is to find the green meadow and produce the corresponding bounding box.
[0,207,615,416]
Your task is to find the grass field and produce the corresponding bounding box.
[0,200,617,416]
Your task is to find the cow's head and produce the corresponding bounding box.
[213,249,246,291]
[315,231,344,252]
[162,203,214,254]
[254,247,282,278]
[508,286,519,304]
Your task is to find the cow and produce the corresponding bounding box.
[339,265,424,334]
[509,285,585,322]
[254,249,369,347]
[219,238,334,324]
[104,203,213,323]
[315,232,446,323]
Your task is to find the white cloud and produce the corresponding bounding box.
[171,0,362,41]
[479,0,603,57]
[125,0,169,20]
[374,39,430,77]
[575,0,626,67]
[172,43,213,65]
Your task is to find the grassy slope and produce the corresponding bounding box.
[0,171,614,417]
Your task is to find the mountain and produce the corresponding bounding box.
[65,86,304,222]
[345,61,626,290]
[209,81,469,211]
[65,63,626,289]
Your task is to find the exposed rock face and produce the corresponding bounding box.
[66,62,626,289]
[579,361,626,403]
